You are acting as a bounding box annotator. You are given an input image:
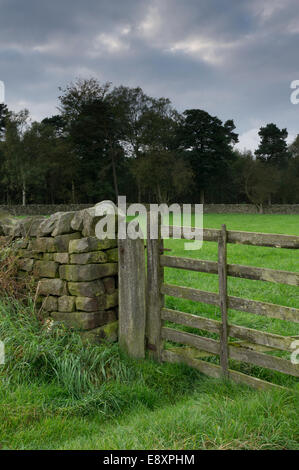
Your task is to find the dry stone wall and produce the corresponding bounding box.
[0,205,119,343]
[0,204,93,216]
[2,203,299,216]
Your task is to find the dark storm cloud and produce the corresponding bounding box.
[1,0,299,150]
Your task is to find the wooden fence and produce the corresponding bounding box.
[119,219,299,391]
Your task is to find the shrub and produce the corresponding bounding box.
[0,238,34,300]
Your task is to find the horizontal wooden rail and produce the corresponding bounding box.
[161,256,218,274]
[161,283,299,323]
[162,327,299,377]
[163,226,299,249]
[228,295,299,323]
[161,308,295,352]
[162,326,220,354]
[228,343,299,378]
[228,263,299,286]
[162,307,220,334]
[162,349,286,391]
[162,283,219,304]
[161,255,299,287]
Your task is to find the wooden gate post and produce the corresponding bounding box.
[146,212,164,361]
[118,234,146,359]
[218,224,229,378]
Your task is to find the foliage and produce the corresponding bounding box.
[0,103,8,140]
[131,150,194,203]
[0,238,34,300]
[255,123,290,168]
[242,156,280,209]
[177,109,239,203]
[0,77,298,206]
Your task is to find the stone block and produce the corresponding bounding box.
[31,237,56,253]
[75,296,106,312]
[59,263,118,282]
[54,232,81,252]
[53,253,69,264]
[79,206,118,238]
[67,280,105,297]
[20,217,45,238]
[37,212,64,237]
[105,291,118,309]
[18,250,43,259]
[43,253,54,261]
[51,212,76,237]
[69,237,117,254]
[83,201,122,239]
[34,260,59,278]
[0,215,21,237]
[70,210,85,232]
[102,277,116,294]
[106,248,118,262]
[29,218,47,237]
[82,207,102,237]
[69,251,107,264]
[37,278,68,296]
[75,292,117,311]
[18,258,34,272]
[40,296,58,312]
[80,320,118,344]
[58,296,76,312]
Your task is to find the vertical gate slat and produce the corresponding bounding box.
[218,224,229,378]
[146,212,164,361]
[118,232,146,359]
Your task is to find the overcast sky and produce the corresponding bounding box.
[0,0,299,151]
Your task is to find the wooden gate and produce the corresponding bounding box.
[145,219,299,390]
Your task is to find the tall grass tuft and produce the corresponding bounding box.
[0,298,202,418]
[0,299,136,399]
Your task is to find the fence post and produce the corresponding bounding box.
[118,234,146,359]
[218,224,229,378]
[146,212,164,361]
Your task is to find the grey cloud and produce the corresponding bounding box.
[0,0,299,149]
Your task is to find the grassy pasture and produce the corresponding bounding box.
[0,213,298,449]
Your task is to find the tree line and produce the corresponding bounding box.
[0,78,298,208]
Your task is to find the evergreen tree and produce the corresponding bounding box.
[177,109,238,203]
[255,123,290,168]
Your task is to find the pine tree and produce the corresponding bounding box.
[255,123,290,168]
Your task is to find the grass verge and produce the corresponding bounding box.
[0,298,298,450]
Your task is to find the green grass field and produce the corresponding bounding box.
[0,213,298,450]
